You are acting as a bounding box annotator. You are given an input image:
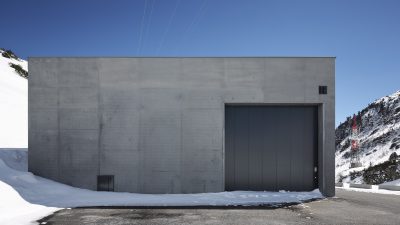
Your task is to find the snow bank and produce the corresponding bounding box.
[0,149,59,225]
[0,149,323,224]
[0,149,323,207]
[0,148,27,171]
[0,181,58,225]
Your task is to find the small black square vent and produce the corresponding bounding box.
[97,175,114,192]
[319,86,327,95]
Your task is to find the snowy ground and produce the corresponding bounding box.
[0,149,324,225]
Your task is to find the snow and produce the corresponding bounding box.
[0,149,324,225]
[383,178,400,186]
[337,186,400,195]
[0,181,58,225]
[0,148,27,171]
[0,50,27,148]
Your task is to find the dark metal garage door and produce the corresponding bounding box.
[225,105,318,191]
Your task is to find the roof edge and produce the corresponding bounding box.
[28,56,336,59]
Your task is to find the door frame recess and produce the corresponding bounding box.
[223,103,322,192]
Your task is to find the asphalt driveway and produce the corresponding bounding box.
[38,189,400,225]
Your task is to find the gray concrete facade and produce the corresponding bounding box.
[28,57,335,196]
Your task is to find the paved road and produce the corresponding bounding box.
[38,189,400,225]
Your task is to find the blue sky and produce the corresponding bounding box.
[1,0,399,126]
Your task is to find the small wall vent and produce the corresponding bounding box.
[97,175,114,192]
[319,86,327,95]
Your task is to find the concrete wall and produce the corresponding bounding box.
[28,57,335,196]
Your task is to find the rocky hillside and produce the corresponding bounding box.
[0,49,28,78]
[335,91,400,184]
[0,49,28,148]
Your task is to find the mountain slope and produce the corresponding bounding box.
[335,90,400,183]
[0,49,28,148]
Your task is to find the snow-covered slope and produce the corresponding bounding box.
[335,91,400,183]
[0,49,28,148]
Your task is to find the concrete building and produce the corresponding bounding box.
[28,57,335,196]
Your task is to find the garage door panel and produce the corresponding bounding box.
[276,108,292,191]
[233,107,249,190]
[259,107,277,191]
[225,105,317,192]
[248,107,264,190]
[290,108,306,191]
[262,115,277,191]
[303,107,317,190]
[225,107,235,191]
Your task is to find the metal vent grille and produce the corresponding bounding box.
[97,175,114,192]
[319,86,327,94]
